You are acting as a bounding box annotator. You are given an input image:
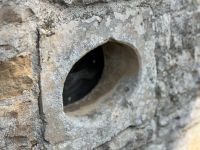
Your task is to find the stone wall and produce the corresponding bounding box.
[0,0,199,149]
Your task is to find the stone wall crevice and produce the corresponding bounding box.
[36,28,51,148]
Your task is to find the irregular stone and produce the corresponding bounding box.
[0,55,33,100]
[0,5,22,24]
[0,0,199,149]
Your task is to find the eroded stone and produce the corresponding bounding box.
[0,55,33,100]
[0,5,22,24]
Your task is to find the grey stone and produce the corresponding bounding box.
[0,0,199,149]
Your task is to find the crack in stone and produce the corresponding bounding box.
[36,28,50,147]
[94,125,136,149]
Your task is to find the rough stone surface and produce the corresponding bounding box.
[0,0,199,149]
[0,55,33,99]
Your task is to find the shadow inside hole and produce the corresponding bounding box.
[63,46,104,106]
[63,41,140,115]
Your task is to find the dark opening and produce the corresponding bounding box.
[63,46,104,106]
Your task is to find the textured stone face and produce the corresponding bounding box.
[39,6,157,148]
[0,55,33,99]
[0,6,22,24]
[0,5,43,149]
[0,0,200,149]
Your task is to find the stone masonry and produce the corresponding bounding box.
[0,0,200,149]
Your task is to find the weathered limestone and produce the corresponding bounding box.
[0,5,43,149]
[40,12,157,148]
[0,55,33,99]
[0,0,200,149]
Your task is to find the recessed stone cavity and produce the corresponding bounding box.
[63,46,104,106]
[63,41,140,115]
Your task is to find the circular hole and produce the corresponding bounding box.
[63,40,140,115]
[63,46,104,106]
